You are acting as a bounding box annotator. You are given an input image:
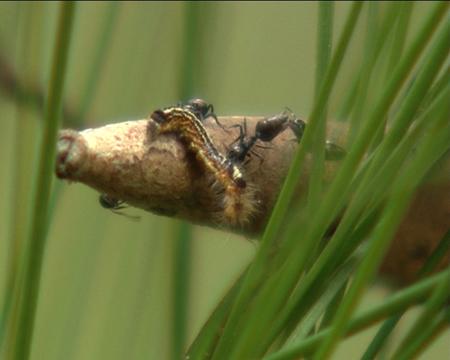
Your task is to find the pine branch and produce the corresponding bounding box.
[55,116,449,284]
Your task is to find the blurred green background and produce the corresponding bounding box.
[0,2,447,359]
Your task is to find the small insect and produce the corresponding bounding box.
[151,107,255,225]
[227,109,306,163]
[99,194,140,220]
[179,98,226,130]
[227,119,259,164]
[182,98,216,121]
[99,193,126,210]
[255,109,306,142]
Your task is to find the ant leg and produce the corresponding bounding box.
[283,106,295,118]
[112,209,141,221]
[243,117,248,134]
[254,143,273,150]
[228,118,250,144]
[114,203,127,210]
[288,118,306,140]
[241,146,265,167]
[207,111,228,131]
[227,123,246,146]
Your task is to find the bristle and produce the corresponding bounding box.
[221,183,258,227]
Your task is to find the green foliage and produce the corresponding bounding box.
[7,4,76,360]
[188,2,449,359]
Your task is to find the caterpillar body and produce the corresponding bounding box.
[151,107,256,226]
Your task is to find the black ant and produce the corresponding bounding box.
[182,98,216,121]
[227,119,259,164]
[178,98,227,130]
[98,194,140,221]
[255,109,305,142]
[227,110,306,164]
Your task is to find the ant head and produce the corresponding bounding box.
[98,194,139,220]
[186,98,213,116]
[187,98,208,108]
[289,117,306,139]
[151,109,167,124]
[99,193,121,209]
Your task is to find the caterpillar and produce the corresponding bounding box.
[150,107,256,226]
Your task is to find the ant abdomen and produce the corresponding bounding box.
[255,114,290,142]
